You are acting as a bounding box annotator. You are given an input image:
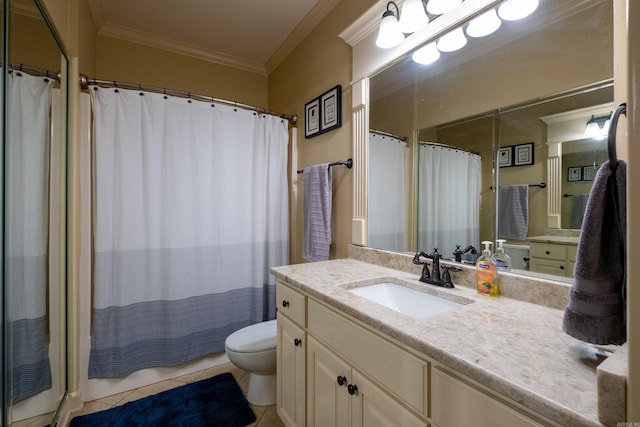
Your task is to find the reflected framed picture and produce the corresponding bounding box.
[305,98,320,138]
[513,142,534,166]
[568,166,582,182]
[498,147,512,167]
[582,165,597,181]
[319,85,342,133]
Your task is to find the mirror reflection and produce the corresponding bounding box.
[5,0,67,424]
[368,0,612,282]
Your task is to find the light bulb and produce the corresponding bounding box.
[412,42,440,64]
[498,0,539,21]
[427,0,462,15]
[398,0,429,33]
[466,8,501,38]
[376,10,405,48]
[437,27,467,52]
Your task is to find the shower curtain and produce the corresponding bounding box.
[368,132,407,252]
[89,87,289,378]
[417,143,481,258]
[6,71,53,400]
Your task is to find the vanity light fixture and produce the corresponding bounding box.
[436,27,467,52]
[412,41,440,64]
[427,0,462,15]
[398,0,430,33]
[584,114,611,139]
[498,0,539,21]
[376,2,405,48]
[466,8,501,38]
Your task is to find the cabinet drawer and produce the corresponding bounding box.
[529,243,567,261]
[308,299,428,417]
[567,245,577,262]
[277,281,306,327]
[529,258,569,277]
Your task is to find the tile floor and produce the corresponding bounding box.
[13,362,284,427]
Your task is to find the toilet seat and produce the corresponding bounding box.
[225,319,277,353]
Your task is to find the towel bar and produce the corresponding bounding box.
[297,158,353,174]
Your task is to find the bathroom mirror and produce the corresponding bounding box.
[4,0,68,424]
[367,0,612,281]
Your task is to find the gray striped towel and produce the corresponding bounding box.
[302,164,332,262]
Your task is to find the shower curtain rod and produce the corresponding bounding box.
[80,74,298,125]
[419,141,481,157]
[8,63,60,81]
[371,129,408,142]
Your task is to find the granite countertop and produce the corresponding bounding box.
[528,234,580,245]
[271,258,609,427]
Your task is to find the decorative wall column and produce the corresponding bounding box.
[352,78,369,246]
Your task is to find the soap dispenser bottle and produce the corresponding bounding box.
[476,241,499,296]
[494,239,512,272]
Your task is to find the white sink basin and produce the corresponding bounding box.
[348,282,464,319]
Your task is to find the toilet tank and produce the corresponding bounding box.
[503,243,530,271]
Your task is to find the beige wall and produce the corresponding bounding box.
[268,0,377,264]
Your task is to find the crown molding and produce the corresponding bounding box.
[97,23,267,76]
[265,0,342,74]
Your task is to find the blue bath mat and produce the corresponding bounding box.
[69,372,256,427]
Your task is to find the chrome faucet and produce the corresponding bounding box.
[412,249,461,288]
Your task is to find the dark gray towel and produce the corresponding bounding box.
[302,164,332,262]
[563,160,626,345]
[570,193,589,229]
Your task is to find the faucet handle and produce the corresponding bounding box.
[429,248,442,260]
[441,266,461,289]
[452,245,463,262]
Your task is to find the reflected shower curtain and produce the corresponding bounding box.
[417,144,481,257]
[89,87,289,378]
[6,71,53,400]
[368,132,407,252]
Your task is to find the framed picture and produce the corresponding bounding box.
[582,165,597,181]
[513,142,534,166]
[304,98,320,138]
[568,166,582,182]
[319,85,342,133]
[498,147,512,167]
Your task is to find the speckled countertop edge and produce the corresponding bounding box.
[271,255,613,427]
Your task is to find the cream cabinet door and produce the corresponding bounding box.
[431,368,546,427]
[307,336,351,427]
[351,369,427,427]
[277,314,306,427]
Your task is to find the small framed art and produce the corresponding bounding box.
[568,167,582,182]
[582,165,597,181]
[513,142,534,166]
[498,147,512,167]
[319,85,342,133]
[305,98,320,138]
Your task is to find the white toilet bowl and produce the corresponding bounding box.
[224,319,277,406]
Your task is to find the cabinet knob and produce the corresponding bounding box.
[337,376,347,386]
[545,251,550,255]
[348,384,358,395]
[282,300,290,308]
[560,266,565,270]
[294,338,302,347]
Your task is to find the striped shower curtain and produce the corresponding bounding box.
[89,86,289,378]
[6,71,53,400]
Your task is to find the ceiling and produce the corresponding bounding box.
[87,0,340,75]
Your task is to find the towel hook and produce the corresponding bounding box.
[607,102,626,171]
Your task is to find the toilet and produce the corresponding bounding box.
[224,319,278,406]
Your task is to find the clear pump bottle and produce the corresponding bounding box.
[494,239,512,272]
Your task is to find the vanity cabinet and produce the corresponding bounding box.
[528,242,577,278]
[276,282,307,427]
[431,367,554,427]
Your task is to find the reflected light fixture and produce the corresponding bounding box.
[376,1,405,48]
[398,0,429,33]
[412,42,440,64]
[437,27,467,52]
[466,8,501,38]
[498,0,539,21]
[584,114,611,139]
[427,0,462,15]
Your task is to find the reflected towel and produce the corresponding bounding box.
[302,164,332,262]
[570,193,589,229]
[498,185,529,240]
[563,160,626,345]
